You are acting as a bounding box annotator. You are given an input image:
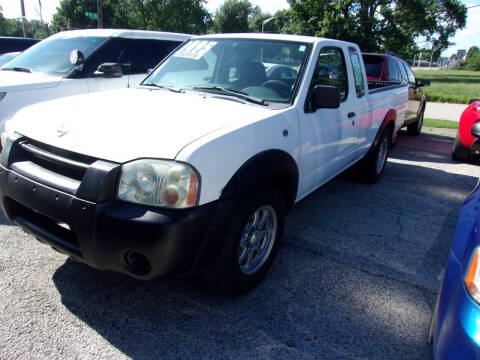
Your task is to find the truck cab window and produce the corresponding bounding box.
[348,47,365,97]
[306,47,348,111]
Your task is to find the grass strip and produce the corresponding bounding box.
[424,118,458,129]
[414,69,480,105]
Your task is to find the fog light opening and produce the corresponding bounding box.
[124,251,152,276]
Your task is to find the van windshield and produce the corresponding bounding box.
[143,38,310,104]
[0,36,108,76]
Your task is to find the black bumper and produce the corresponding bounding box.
[0,135,219,280]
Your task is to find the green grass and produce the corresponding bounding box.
[414,69,480,104]
[424,118,459,129]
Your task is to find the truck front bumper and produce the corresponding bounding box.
[0,165,217,280]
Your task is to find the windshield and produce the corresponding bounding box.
[0,52,19,67]
[0,35,108,75]
[144,38,310,104]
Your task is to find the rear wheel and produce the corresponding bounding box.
[357,128,391,183]
[205,187,285,295]
[407,107,424,135]
[452,131,470,162]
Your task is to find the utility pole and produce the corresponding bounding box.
[97,0,103,29]
[20,0,26,37]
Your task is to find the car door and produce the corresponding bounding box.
[402,62,422,122]
[347,47,370,156]
[83,37,130,92]
[299,46,354,192]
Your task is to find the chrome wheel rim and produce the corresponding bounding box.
[376,138,388,174]
[238,205,277,276]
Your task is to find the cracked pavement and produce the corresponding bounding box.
[0,127,479,359]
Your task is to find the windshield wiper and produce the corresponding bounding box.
[192,86,267,106]
[1,66,32,73]
[142,83,184,93]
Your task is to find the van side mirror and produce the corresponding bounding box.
[311,85,340,110]
[94,63,123,78]
[416,78,430,87]
[472,122,480,140]
[70,50,84,66]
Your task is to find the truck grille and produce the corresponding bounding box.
[18,138,97,181]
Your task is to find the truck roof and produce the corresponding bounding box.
[49,29,192,41]
[195,33,357,47]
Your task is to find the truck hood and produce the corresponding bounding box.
[10,88,274,163]
[0,70,62,92]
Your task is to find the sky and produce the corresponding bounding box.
[0,0,478,57]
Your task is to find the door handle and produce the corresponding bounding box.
[348,112,356,118]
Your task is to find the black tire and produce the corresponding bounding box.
[429,290,440,345]
[205,187,285,295]
[407,106,424,135]
[357,128,391,183]
[452,131,470,162]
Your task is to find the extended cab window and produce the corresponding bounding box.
[348,47,365,97]
[305,47,347,112]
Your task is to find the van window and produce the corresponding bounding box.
[403,62,416,84]
[388,58,401,82]
[84,37,130,75]
[130,39,181,74]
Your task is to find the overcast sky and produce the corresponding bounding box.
[0,0,478,57]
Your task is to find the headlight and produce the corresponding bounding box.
[465,245,480,302]
[117,159,199,209]
[0,92,6,102]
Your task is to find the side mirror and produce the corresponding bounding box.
[472,122,480,140]
[416,78,430,87]
[70,50,84,66]
[94,63,123,78]
[311,85,340,110]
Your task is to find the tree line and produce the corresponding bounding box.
[0,0,468,60]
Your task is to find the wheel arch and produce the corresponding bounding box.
[220,149,299,212]
[371,109,396,150]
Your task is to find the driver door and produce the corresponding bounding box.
[84,37,131,93]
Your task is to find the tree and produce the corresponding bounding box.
[213,0,253,33]
[143,0,210,34]
[287,0,467,58]
[51,0,210,34]
[466,46,480,61]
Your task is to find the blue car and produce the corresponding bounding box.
[430,127,480,359]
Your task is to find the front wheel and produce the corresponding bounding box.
[205,187,285,295]
[407,107,424,135]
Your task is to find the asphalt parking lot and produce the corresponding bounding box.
[0,128,478,360]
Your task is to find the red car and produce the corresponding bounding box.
[452,99,480,162]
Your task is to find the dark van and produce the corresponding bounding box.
[0,36,40,54]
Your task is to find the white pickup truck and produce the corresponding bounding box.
[0,34,407,294]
